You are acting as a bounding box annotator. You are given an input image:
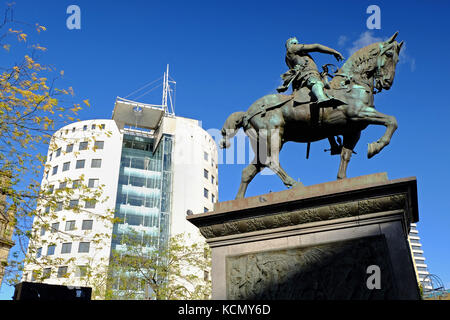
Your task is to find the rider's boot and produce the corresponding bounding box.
[311,82,332,104]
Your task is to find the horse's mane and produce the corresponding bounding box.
[331,42,381,89]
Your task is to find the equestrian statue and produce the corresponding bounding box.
[219,31,404,199]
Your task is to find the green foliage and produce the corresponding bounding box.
[0,4,114,291]
[105,232,211,300]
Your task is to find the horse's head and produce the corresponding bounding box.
[335,32,404,93]
[374,31,404,92]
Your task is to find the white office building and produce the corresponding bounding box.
[408,223,432,290]
[22,92,218,298]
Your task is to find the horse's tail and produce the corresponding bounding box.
[219,111,246,149]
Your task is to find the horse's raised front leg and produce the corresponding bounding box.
[337,131,361,179]
[350,106,398,158]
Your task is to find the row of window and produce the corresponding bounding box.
[36,241,91,258]
[49,140,104,161]
[51,158,102,176]
[203,169,217,185]
[58,123,106,137]
[417,266,428,272]
[29,265,88,281]
[43,198,97,214]
[203,188,216,203]
[40,219,94,236]
[204,151,217,169]
[47,178,99,194]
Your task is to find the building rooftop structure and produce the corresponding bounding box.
[22,67,217,299]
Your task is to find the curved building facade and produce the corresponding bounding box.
[22,99,218,299]
[23,119,122,290]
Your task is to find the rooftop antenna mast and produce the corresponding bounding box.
[162,64,176,115]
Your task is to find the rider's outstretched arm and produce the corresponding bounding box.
[293,43,344,61]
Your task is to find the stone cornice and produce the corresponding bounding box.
[187,173,418,240]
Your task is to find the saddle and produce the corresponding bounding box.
[293,87,344,109]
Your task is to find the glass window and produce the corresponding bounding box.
[212,194,215,203]
[94,140,104,150]
[62,162,70,172]
[128,195,143,207]
[100,124,105,129]
[40,227,46,236]
[83,125,87,131]
[79,141,88,151]
[57,266,68,278]
[48,153,52,161]
[76,265,88,278]
[91,159,102,168]
[204,207,209,213]
[36,247,42,258]
[72,127,76,132]
[56,148,61,157]
[204,188,209,199]
[48,185,54,194]
[45,206,50,213]
[55,202,63,212]
[131,158,144,169]
[43,268,51,279]
[61,242,72,254]
[211,175,215,184]
[204,152,208,161]
[52,166,58,175]
[65,220,76,231]
[69,199,79,208]
[76,159,85,169]
[51,222,59,233]
[417,267,428,272]
[85,200,96,209]
[72,180,80,189]
[88,178,99,188]
[204,169,208,179]
[47,245,56,256]
[58,181,67,190]
[78,242,90,253]
[91,124,96,130]
[82,220,93,230]
[66,144,73,153]
[129,175,145,187]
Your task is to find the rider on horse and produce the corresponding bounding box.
[278,37,345,155]
[277,37,344,105]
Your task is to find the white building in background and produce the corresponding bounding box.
[408,223,432,290]
[22,86,218,298]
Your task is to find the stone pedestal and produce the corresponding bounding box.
[187,173,421,300]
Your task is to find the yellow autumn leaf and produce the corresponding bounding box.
[18,33,27,42]
[83,99,90,107]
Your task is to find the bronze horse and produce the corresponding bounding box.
[220,32,404,199]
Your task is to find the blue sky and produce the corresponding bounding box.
[1,0,450,299]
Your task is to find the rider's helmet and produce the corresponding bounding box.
[286,37,299,49]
